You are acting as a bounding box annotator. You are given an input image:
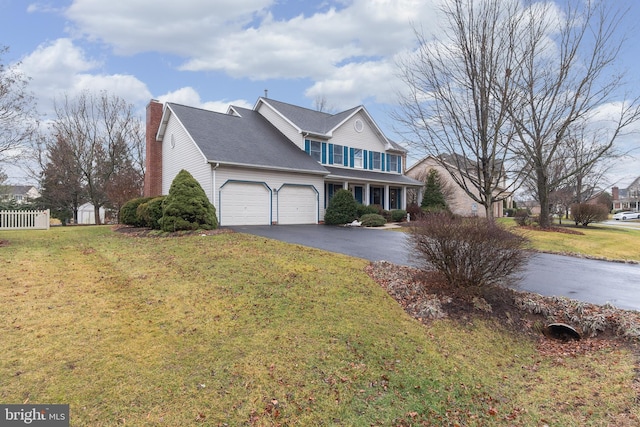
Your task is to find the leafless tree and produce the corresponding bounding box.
[49,91,144,224]
[0,46,38,168]
[394,0,526,220]
[506,0,640,227]
[395,0,639,227]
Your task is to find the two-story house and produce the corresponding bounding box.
[612,178,640,212]
[144,98,423,226]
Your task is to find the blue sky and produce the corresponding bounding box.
[1,0,638,188]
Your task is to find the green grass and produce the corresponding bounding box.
[499,218,640,262]
[0,226,638,425]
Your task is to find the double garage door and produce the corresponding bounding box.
[219,181,317,226]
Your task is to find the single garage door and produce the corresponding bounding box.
[219,181,271,226]
[277,184,318,224]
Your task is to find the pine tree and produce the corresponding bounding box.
[421,169,447,211]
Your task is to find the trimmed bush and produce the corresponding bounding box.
[390,209,407,222]
[409,212,530,291]
[120,197,153,226]
[571,203,609,227]
[356,203,379,218]
[513,209,531,226]
[324,189,358,225]
[137,196,166,229]
[159,170,218,232]
[360,213,387,227]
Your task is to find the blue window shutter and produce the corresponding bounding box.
[349,148,355,168]
[321,142,327,164]
[343,146,349,166]
[398,156,402,173]
[328,144,334,165]
[383,153,387,171]
[363,150,368,169]
[304,139,310,154]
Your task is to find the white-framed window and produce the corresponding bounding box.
[388,154,399,172]
[354,149,363,168]
[309,141,322,162]
[333,144,343,165]
[372,152,381,170]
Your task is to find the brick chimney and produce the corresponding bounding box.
[612,186,619,201]
[144,100,163,197]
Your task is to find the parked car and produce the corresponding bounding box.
[613,211,640,220]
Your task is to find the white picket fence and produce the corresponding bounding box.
[0,209,50,230]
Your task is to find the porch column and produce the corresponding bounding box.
[343,181,348,190]
[384,185,390,210]
[402,187,407,210]
[365,183,370,205]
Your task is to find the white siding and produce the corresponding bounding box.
[161,115,211,196]
[256,104,305,149]
[331,111,388,151]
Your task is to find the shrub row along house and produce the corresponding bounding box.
[144,97,423,226]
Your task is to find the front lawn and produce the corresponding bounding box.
[0,226,638,425]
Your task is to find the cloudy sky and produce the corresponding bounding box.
[1,0,638,188]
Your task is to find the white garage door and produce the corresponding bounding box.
[219,181,271,226]
[277,185,318,225]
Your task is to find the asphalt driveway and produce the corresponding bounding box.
[233,224,640,311]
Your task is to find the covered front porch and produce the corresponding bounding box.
[323,166,423,211]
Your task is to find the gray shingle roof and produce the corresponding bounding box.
[167,103,327,174]
[324,166,423,186]
[261,98,360,135]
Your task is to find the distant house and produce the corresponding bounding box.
[0,185,40,205]
[406,155,508,217]
[144,98,423,226]
[612,178,640,211]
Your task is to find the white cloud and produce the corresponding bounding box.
[16,38,151,116]
[157,87,252,112]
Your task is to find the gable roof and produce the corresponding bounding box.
[163,103,327,175]
[255,97,407,153]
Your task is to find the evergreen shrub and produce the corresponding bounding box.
[390,209,407,222]
[120,197,153,226]
[159,170,218,232]
[324,189,358,225]
[137,196,166,229]
[360,213,387,227]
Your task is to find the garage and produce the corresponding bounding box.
[219,181,271,226]
[277,184,318,224]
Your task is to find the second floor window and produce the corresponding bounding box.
[333,144,343,165]
[388,154,399,172]
[309,141,321,162]
[372,152,381,170]
[354,149,363,168]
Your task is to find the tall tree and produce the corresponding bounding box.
[0,46,37,167]
[40,135,85,224]
[49,91,144,224]
[396,0,639,227]
[505,0,640,227]
[395,0,525,220]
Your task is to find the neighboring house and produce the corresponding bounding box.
[144,98,423,226]
[76,202,106,225]
[612,178,640,211]
[0,185,41,205]
[406,155,508,217]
